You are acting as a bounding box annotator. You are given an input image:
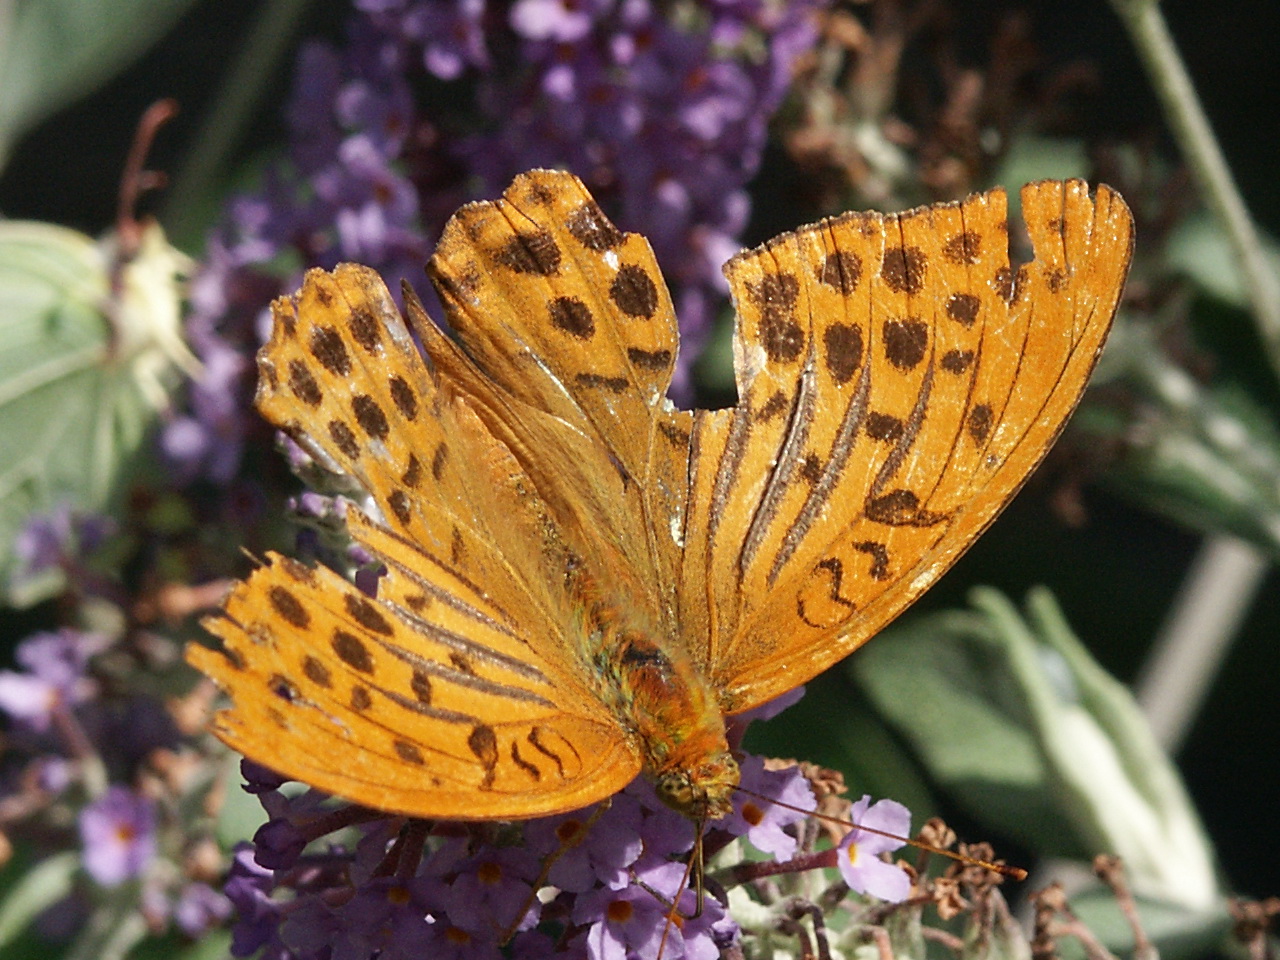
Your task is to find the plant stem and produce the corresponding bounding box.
[163,0,313,247]
[1110,0,1280,381]
[1135,533,1266,753]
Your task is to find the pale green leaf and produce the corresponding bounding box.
[849,605,1065,855]
[854,587,1221,916]
[0,219,195,606]
[1081,322,1280,556]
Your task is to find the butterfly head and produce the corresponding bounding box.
[653,750,739,821]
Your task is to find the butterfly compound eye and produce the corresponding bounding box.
[655,772,695,814]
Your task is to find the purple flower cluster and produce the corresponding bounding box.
[167,0,827,485]
[8,504,116,604]
[0,626,231,939]
[163,18,429,486]
[0,628,108,734]
[373,0,827,393]
[225,753,826,960]
[79,786,158,886]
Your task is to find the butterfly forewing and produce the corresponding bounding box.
[678,218,850,678]
[691,180,1132,712]
[428,172,689,628]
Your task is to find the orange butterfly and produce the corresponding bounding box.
[188,170,1132,826]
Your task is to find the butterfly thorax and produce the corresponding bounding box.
[587,606,738,821]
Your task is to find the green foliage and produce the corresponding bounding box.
[852,587,1226,956]
[0,852,78,952]
[1166,214,1280,310]
[0,220,194,606]
[1079,318,1280,557]
[0,0,199,170]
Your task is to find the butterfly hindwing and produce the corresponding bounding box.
[193,552,640,819]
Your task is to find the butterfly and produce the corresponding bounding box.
[188,169,1133,825]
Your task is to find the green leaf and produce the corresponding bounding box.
[0,850,78,949]
[857,587,1221,919]
[1079,321,1280,556]
[849,605,1065,855]
[995,588,1220,912]
[0,0,199,168]
[1166,213,1280,309]
[65,881,148,960]
[0,219,195,606]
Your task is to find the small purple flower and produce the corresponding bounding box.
[525,794,644,892]
[641,859,738,960]
[288,40,345,169]
[574,859,734,960]
[224,845,285,957]
[240,758,290,794]
[12,507,74,576]
[161,325,256,486]
[17,629,108,688]
[414,917,504,960]
[0,672,61,732]
[288,490,349,528]
[36,756,73,792]
[573,872,676,960]
[440,846,541,935]
[11,506,115,582]
[510,0,605,42]
[0,629,107,732]
[318,876,444,960]
[379,0,491,80]
[79,786,157,887]
[723,755,813,860]
[278,890,351,959]
[837,795,913,903]
[251,817,311,871]
[174,882,234,937]
[630,780,696,863]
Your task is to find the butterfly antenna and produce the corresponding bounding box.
[734,786,1027,881]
